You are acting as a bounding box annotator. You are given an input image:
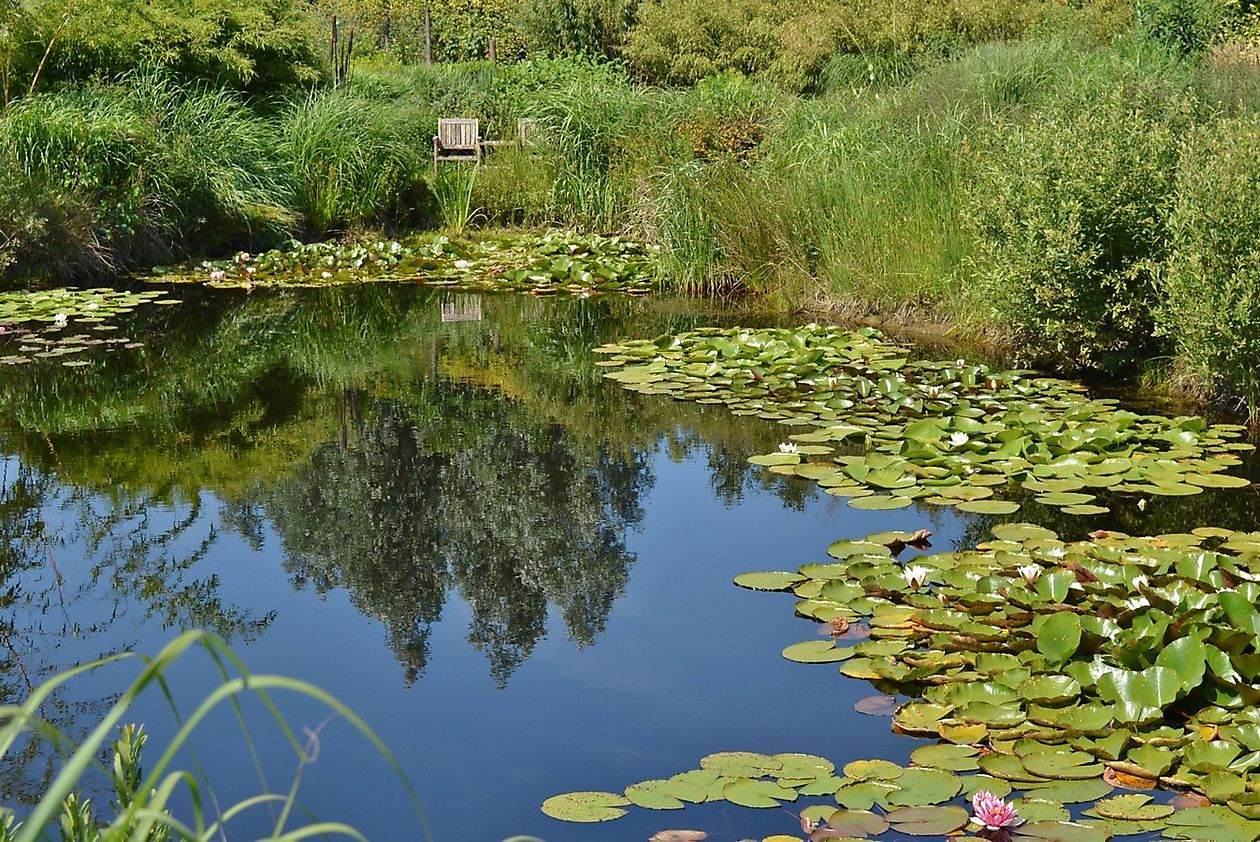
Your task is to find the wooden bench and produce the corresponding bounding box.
[433,118,481,169]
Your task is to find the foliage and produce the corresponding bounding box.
[1156,114,1260,421]
[280,88,429,235]
[598,324,1254,519]
[148,231,659,296]
[516,0,637,58]
[1135,0,1230,54]
[0,630,422,840]
[3,0,326,101]
[962,64,1198,373]
[621,0,1129,90]
[0,70,293,279]
[546,520,1260,837]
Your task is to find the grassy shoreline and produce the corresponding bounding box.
[3,19,1260,419]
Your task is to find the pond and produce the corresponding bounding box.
[0,283,1258,841]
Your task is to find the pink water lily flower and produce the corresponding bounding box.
[971,791,1021,831]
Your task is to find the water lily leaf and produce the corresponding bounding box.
[1021,778,1114,804]
[1088,794,1174,821]
[823,809,889,836]
[979,753,1045,783]
[1017,675,1082,704]
[1125,744,1175,777]
[648,831,708,842]
[721,778,797,808]
[1183,739,1243,773]
[1156,636,1208,692]
[1012,820,1108,842]
[1020,751,1104,781]
[701,752,782,777]
[1162,805,1260,842]
[834,781,899,810]
[625,781,687,810]
[909,743,980,772]
[853,695,900,716]
[959,775,1013,799]
[1014,798,1073,823]
[1186,473,1251,489]
[957,499,1022,515]
[798,775,847,796]
[884,805,969,836]
[884,768,962,806]
[940,723,989,744]
[541,791,630,822]
[842,759,904,781]
[1036,613,1082,664]
[848,494,913,510]
[782,641,854,663]
[734,572,804,591]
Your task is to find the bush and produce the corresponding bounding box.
[962,62,1198,373]
[5,0,326,101]
[1157,115,1260,419]
[517,0,637,58]
[1135,0,1230,54]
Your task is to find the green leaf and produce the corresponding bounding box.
[1037,613,1082,664]
[541,791,630,822]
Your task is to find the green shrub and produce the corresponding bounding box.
[6,0,326,100]
[1135,0,1230,54]
[962,64,1198,373]
[1157,114,1260,419]
[517,0,637,58]
[281,89,430,235]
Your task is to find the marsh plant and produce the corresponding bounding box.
[0,630,425,841]
[432,163,479,233]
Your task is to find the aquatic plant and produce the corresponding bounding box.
[0,287,173,366]
[148,232,659,297]
[595,325,1254,517]
[543,523,1260,839]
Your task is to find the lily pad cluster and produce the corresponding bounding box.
[737,525,1260,813]
[148,232,659,296]
[543,750,1260,841]
[594,326,1254,516]
[0,288,171,366]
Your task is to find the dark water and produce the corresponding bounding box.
[0,285,1257,841]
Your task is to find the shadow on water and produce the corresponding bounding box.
[0,283,1255,839]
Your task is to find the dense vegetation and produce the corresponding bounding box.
[3,0,1260,417]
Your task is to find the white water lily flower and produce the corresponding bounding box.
[1017,564,1041,584]
[949,432,970,448]
[903,565,930,589]
[778,442,799,454]
[52,313,68,327]
[453,259,472,269]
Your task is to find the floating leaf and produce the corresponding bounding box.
[541,791,630,822]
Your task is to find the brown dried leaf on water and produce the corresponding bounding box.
[1169,792,1211,811]
[824,617,849,637]
[1104,766,1157,791]
[649,831,708,842]
[853,695,900,716]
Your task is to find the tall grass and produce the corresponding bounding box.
[0,70,292,278]
[0,630,428,841]
[280,89,431,236]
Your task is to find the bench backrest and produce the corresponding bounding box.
[437,118,479,150]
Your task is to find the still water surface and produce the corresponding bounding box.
[0,285,1256,840]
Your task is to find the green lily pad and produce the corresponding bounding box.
[541,791,630,822]
[885,805,970,836]
[733,571,804,591]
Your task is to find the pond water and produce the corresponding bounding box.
[0,285,1257,841]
